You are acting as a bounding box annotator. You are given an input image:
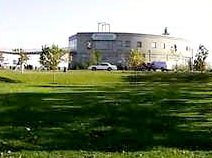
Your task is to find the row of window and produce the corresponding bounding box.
[120,41,191,52]
[71,39,192,52]
[69,39,77,50]
[122,41,166,49]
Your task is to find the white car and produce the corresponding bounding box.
[88,62,117,71]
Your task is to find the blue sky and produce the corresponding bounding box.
[0,0,211,59]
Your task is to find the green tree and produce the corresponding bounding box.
[13,48,29,73]
[89,50,101,65]
[127,49,145,70]
[194,45,209,73]
[40,44,67,70]
[40,45,51,70]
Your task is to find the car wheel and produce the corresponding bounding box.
[107,67,112,71]
[161,68,164,72]
[92,67,97,71]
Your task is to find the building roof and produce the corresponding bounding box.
[70,32,190,42]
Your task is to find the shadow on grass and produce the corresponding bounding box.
[0,76,21,83]
[122,72,212,83]
[0,73,212,152]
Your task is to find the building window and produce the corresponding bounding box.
[69,39,77,50]
[186,46,189,51]
[125,41,131,47]
[161,43,165,49]
[137,41,142,48]
[95,41,113,50]
[13,60,17,64]
[151,42,157,48]
[174,44,177,51]
[116,41,123,47]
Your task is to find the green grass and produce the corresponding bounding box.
[0,70,123,84]
[0,70,212,157]
[2,148,212,158]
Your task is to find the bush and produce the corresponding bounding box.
[175,64,190,72]
[73,62,89,70]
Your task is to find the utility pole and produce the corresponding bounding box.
[191,49,194,72]
[148,50,151,62]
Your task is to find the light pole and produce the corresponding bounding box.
[191,49,194,72]
[148,50,151,62]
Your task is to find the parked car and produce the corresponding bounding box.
[135,63,148,71]
[88,62,117,71]
[147,61,168,71]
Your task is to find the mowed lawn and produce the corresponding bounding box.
[0,70,212,158]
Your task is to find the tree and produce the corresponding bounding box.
[40,44,67,70]
[89,50,101,65]
[13,48,29,73]
[127,49,145,70]
[194,45,209,73]
[40,45,51,70]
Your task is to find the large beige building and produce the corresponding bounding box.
[0,32,197,70]
[69,32,196,69]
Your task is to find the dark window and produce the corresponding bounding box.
[151,42,157,48]
[186,46,189,51]
[95,41,113,49]
[161,43,165,49]
[125,41,131,47]
[13,60,17,64]
[137,41,142,48]
[174,44,177,51]
[116,41,123,47]
[69,39,77,50]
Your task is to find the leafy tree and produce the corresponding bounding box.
[127,49,145,70]
[40,45,51,69]
[40,44,67,70]
[194,45,209,73]
[13,48,29,73]
[89,50,101,65]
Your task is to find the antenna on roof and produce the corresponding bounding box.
[162,27,170,35]
[98,22,111,32]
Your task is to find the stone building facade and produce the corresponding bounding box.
[69,32,196,69]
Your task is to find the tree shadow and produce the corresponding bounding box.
[0,76,21,83]
[122,72,212,83]
[0,73,212,152]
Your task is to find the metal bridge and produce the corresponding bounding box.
[0,47,69,55]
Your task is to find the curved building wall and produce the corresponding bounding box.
[69,32,196,69]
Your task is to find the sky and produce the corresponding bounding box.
[0,0,211,60]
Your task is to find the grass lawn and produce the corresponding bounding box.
[0,70,212,157]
